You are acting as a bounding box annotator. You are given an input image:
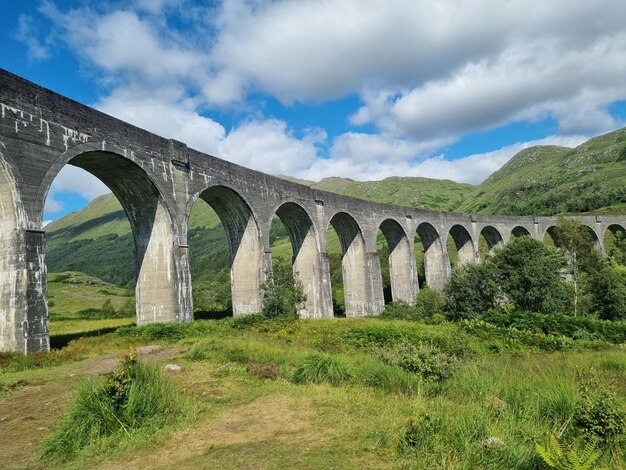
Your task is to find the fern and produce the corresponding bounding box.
[535,433,607,470]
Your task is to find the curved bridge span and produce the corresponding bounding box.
[1,69,625,353]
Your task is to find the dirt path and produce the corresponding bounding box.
[0,346,182,470]
[97,394,322,470]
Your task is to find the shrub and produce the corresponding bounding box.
[374,339,459,382]
[40,353,184,461]
[246,362,279,380]
[292,353,351,386]
[397,413,445,454]
[444,262,499,320]
[573,371,625,441]
[261,257,306,318]
[381,289,444,322]
[359,361,420,394]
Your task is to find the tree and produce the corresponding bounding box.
[443,262,499,320]
[553,217,602,316]
[261,257,306,317]
[491,236,570,313]
[586,262,626,320]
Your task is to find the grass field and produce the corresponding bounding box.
[1,313,625,469]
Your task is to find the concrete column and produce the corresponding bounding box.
[417,223,451,290]
[450,225,477,266]
[135,200,193,325]
[342,236,385,317]
[424,249,451,290]
[230,216,264,315]
[276,202,332,318]
[380,220,418,304]
[0,228,50,353]
[388,241,419,303]
[293,227,333,318]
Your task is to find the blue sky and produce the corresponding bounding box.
[2,0,626,222]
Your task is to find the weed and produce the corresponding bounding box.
[573,370,625,441]
[374,338,460,382]
[39,353,188,461]
[246,362,279,380]
[292,353,351,386]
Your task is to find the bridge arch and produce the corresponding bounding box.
[40,146,191,326]
[605,223,626,256]
[191,184,265,316]
[378,218,418,304]
[479,225,504,258]
[328,211,384,316]
[510,225,532,240]
[415,222,450,289]
[270,201,332,318]
[448,224,477,266]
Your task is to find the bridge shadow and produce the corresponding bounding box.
[194,309,233,320]
[50,325,132,350]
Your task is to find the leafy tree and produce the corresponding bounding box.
[608,229,626,266]
[261,257,306,317]
[586,263,626,320]
[444,262,499,320]
[491,236,570,313]
[553,217,602,315]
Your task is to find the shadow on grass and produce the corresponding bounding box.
[194,309,233,320]
[50,325,133,349]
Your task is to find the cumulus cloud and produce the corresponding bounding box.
[44,166,110,216]
[29,0,626,219]
[298,134,588,184]
[15,14,50,60]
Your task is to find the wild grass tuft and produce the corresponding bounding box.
[292,352,351,386]
[39,353,189,461]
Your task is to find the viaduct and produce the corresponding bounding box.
[1,69,625,354]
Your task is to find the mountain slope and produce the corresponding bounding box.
[458,128,626,215]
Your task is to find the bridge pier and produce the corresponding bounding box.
[135,200,193,325]
[0,228,50,353]
[380,220,419,304]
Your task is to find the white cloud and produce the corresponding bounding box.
[298,134,588,184]
[97,88,322,176]
[15,14,50,60]
[44,166,110,217]
[31,0,626,202]
[219,119,323,174]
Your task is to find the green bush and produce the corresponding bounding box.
[444,262,499,320]
[261,257,305,318]
[573,371,625,441]
[40,353,185,461]
[397,413,445,454]
[380,289,444,322]
[374,339,459,382]
[359,361,420,394]
[292,352,351,386]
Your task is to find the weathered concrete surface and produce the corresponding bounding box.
[2,68,626,353]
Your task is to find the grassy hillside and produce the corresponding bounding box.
[459,127,626,215]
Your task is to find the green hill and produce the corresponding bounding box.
[458,127,626,215]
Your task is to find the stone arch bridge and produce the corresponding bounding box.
[1,69,625,353]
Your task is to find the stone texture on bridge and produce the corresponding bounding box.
[1,69,625,353]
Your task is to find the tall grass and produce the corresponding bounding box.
[292,353,351,386]
[39,354,189,461]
